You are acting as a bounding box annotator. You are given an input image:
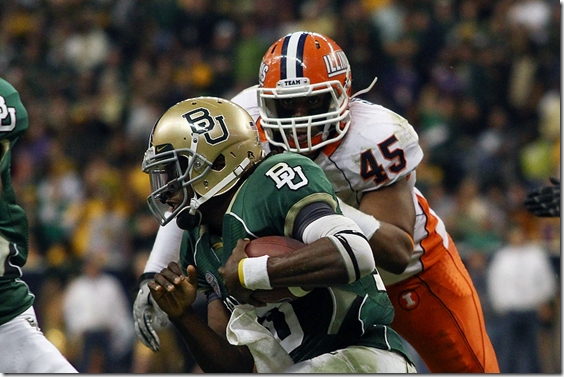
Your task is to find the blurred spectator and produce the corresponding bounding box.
[63,256,135,373]
[233,17,271,90]
[464,106,520,191]
[61,10,111,74]
[446,177,504,256]
[205,19,238,96]
[71,157,134,290]
[486,222,558,373]
[507,0,551,44]
[338,0,385,95]
[35,141,85,255]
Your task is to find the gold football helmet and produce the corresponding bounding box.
[142,97,263,226]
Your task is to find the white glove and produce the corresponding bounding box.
[133,277,169,352]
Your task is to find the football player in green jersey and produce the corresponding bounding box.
[0,78,78,373]
[141,97,416,373]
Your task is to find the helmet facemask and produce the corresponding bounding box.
[257,31,353,153]
[259,80,350,153]
[142,145,212,226]
[142,97,263,227]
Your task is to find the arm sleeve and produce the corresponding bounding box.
[337,197,381,239]
[143,216,184,273]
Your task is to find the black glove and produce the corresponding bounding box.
[524,177,560,217]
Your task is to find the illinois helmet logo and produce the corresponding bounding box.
[258,61,268,86]
[323,51,349,78]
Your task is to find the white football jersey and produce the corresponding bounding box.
[315,98,422,204]
[232,87,454,286]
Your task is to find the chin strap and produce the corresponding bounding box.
[351,77,378,99]
[176,206,202,230]
[188,197,201,215]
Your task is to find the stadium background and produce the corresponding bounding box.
[0,0,560,373]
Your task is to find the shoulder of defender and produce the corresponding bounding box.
[348,99,419,145]
[257,152,319,171]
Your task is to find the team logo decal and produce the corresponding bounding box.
[259,62,268,86]
[323,51,348,78]
[205,271,222,298]
[265,162,308,190]
[398,290,419,310]
[0,96,16,132]
[183,107,229,145]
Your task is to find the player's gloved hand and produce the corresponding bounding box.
[524,177,560,217]
[133,275,169,352]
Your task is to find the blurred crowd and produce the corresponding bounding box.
[1,0,560,373]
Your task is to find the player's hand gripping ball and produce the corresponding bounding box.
[245,236,312,303]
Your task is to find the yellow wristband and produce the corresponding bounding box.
[238,258,248,288]
[239,256,272,290]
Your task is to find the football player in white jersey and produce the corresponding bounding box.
[133,31,499,373]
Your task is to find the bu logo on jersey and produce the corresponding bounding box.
[399,290,420,310]
[0,96,16,132]
[265,162,308,190]
[323,51,348,78]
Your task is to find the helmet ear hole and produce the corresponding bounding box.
[178,156,189,171]
[211,154,226,171]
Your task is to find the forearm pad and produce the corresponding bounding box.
[303,214,375,283]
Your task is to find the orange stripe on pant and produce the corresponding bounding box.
[386,240,499,373]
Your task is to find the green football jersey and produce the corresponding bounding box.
[0,78,34,325]
[180,153,413,364]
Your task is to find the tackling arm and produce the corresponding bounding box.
[349,177,415,274]
[143,218,184,273]
[133,219,185,352]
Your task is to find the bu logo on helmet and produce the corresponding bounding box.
[183,107,229,145]
[323,51,349,78]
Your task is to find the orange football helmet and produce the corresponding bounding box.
[257,31,352,153]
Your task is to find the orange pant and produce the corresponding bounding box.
[386,246,499,373]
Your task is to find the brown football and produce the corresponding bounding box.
[245,236,312,303]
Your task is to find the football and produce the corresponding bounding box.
[245,236,312,303]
